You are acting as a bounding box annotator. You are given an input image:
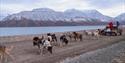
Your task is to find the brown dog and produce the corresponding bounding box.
[0,45,15,63]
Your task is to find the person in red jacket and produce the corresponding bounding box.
[108,22,113,30]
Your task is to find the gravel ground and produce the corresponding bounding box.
[1,28,125,63]
[60,41,125,63]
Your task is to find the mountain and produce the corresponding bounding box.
[3,8,63,21]
[64,9,113,22]
[82,10,112,21]
[0,19,107,27]
[115,13,125,22]
[3,8,124,27]
[2,8,113,22]
[0,15,7,21]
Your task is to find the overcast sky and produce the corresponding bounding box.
[0,0,125,17]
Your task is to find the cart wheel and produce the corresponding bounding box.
[105,32,109,36]
[119,32,122,35]
[112,32,117,36]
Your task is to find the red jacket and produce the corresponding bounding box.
[108,22,113,29]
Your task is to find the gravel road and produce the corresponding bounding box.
[60,41,125,63]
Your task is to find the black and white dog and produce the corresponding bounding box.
[60,35,69,45]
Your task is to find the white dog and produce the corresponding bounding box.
[84,30,100,39]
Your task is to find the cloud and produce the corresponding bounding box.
[0,0,41,4]
[35,0,91,11]
[0,0,125,17]
[98,4,125,17]
[0,0,91,12]
[0,0,42,14]
[86,0,125,9]
[0,4,34,15]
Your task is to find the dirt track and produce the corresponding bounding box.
[60,41,125,63]
[2,29,125,63]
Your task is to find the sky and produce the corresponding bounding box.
[0,0,125,17]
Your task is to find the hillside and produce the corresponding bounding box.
[0,8,125,27]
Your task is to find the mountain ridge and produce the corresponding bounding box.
[2,8,114,22]
[115,13,125,21]
[0,8,125,27]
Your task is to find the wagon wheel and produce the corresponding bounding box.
[112,32,117,36]
[117,31,122,36]
[105,32,110,36]
[118,29,122,36]
[105,32,108,36]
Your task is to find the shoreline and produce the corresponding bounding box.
[0,25,124,38]
[0,29,97,43]
[0,25,106,37]
[0,27,124,43]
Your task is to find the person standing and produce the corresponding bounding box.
[108,22,113,30]
[116,21,120,29]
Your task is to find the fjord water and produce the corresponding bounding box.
[0,26,105,36]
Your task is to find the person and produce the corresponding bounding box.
[43,38,53,54]
[108,22,113,30]
[116,21,120,29]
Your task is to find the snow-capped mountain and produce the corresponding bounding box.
[3,8,113,22]
[0,15,7,21]
[64,9,113,21]
[82,10,112,21]
[3,8,65,21]
[115,13,125,21]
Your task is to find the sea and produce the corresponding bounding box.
[0,25,124,36]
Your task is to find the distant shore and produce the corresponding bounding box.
[0,27,125,43]
[0,25,107,37]
[0,29,96,43]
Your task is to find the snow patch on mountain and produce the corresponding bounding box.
[3,8,113,22]
[115,13,125,21]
